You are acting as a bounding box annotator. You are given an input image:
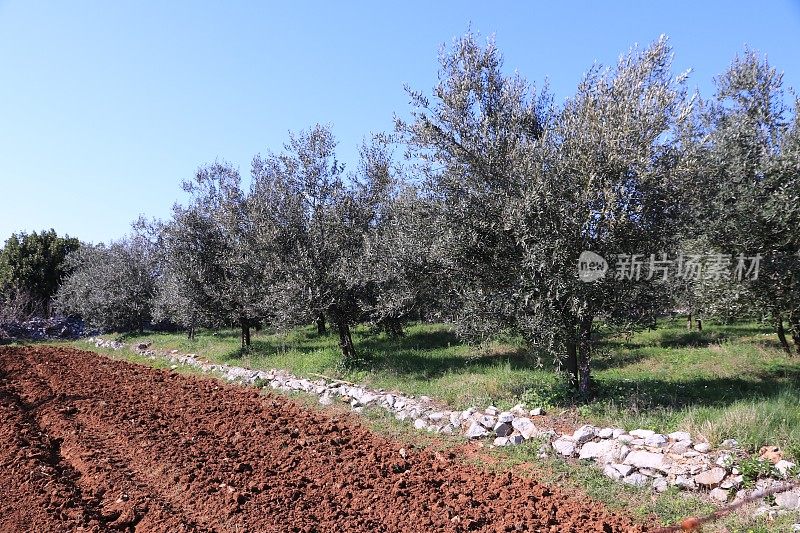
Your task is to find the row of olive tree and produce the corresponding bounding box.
[54,33,800,393]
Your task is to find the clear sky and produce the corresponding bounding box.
[1,1,799,244]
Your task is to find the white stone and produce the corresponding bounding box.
[497,411,514,423]
[673,475,696,490]
[493,436,510,447]
[644,434,668,447]
[572,425,596,444]
[721,438,738,449]
[319,394,333,406]
[694,467,726,487]
[670,440,692,454]
[603,464,623,480]
[653,478,669,492]
[579,440,621,463]
[776,490,800,510]
[622,473,648,487]
[413,418,427,430]
[623,450,667,472]
[668,431,691,442]
[776,460,797,477]
[612,428,625,438]
[720,475,743,489]
[552,437,576,457]
[485,406,500,416]
[597,427,613,439]
[465,421,489,439]
[530,407,544,416]
[428,411,446,422]
[630,429,656,439]
[478,415,497,429]
[709,488,729,502]
[693,442,711,453]
[612,464,634,477]
[511,417,537,439]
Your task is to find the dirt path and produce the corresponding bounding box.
[0,346,647,532]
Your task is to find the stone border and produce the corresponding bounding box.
[87,337,800,515]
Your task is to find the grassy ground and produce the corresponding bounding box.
[64,338,799,532]
[84,318,800,461]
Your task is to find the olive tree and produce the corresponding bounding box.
[699,50,800,354]
[251,126,394,364]
[396,32,549,343]
[55,236,156,332]
[161,162,275,348]
[401,33,692,394]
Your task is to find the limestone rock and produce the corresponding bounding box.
[623,450,667,472]
[552,437,576,457]
[466,421,489,439]
[493,436,509,447]
[572,425,596,444]
[668,431,691,442]
[694,467,726,487]
[597,427,613,439]
[644,434,668,447]
[507,434,524,445]
[579,440,626,464]
[709,488,729,502]
[775,460,796,477]
[775,489,800,510]
[622,473,648,487]
[673,475,696,490]
[693,442,711,453]
[497,411,514,423]
[629,429,655,439]
[511,417,537,439]
[478,415,497,429]
[603,464,622,480]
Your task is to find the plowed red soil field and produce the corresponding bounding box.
[0,345,647,532]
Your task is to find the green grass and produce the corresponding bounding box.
[81,318,800,460]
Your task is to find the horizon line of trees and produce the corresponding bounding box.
[3,33,798,395]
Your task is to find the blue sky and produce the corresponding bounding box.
[1,1,799,244]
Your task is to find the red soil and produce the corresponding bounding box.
[0,345,647,532]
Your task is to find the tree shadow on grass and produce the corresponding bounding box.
[591,364,800,411]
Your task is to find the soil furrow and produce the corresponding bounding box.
[0,346,648,532]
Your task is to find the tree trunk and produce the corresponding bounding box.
[686,313,693,331]
[316,313,327,335]
[776,313,792,355]
[240,317,251,349]
[564,339,579,390]
[336,321,356,361]
[789,311,800,356]
[577,315,593,396]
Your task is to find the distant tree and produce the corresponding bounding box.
[55,236,156,332]
[698,50,800,354]
[0,229,80,318]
